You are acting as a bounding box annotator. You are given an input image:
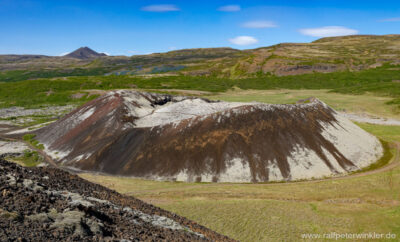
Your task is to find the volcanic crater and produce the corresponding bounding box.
[34,90,383,182]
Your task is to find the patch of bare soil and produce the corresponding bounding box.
[145,89,213,96]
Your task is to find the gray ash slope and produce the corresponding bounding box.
[0,158,233,241]
[34,90,383,182]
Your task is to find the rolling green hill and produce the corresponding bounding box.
[1,63,400,109]
[1,35,400,82]
[1,34,400,112]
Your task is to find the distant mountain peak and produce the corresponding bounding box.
[64,47,107,59]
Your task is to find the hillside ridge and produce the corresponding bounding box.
[1,34,400,78]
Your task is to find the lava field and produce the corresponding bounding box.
[0,158,233,241]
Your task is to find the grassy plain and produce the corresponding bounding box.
[80,92,400,242]
[357,123,400,143]
[1,63,400,108]
[209,89,400,120]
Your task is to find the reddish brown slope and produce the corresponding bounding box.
[34,91,383,182]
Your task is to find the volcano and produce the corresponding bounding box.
[34,90,383,182]
[64,47,107,59]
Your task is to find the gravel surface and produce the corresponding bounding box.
[339,112,400,126]
[0,106,76,126]
[0,140,30,157]
[0,106,75,119]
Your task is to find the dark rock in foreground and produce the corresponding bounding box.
[0,158,233,241]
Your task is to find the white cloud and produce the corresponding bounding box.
[218,5,241,12]
[168,46,177,51]
[141,4,180,12]
[380,17,400,22]
[59,52,69,56]
[299,26,359,37]
[229,36,258,46]
[242,21,277,29]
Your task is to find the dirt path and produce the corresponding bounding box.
[340,112,400,126]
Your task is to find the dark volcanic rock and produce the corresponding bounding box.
[0,158,233,241]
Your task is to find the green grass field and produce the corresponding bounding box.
[1,63,400,109]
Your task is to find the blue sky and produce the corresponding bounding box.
[0,0,399,56]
